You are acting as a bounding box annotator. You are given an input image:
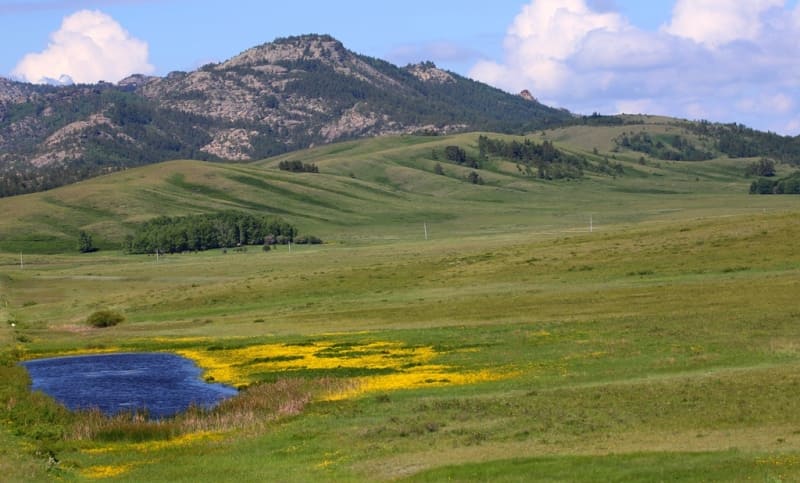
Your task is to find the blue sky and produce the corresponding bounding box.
[2,0,800,134]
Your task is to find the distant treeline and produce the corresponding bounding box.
[124,211,304,254]
[278,160,319,173]
[477,135,586,179]
[564,113,629,127]
[750,172,800,194]
[615,132,713,161]
[687,122,800,164]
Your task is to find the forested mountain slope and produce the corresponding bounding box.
[0,34,571,197]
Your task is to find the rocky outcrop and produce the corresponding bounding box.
[201,128,258,160]
[407,62,456,84]
[0,34,572,196]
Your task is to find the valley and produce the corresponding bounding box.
[2,119,800,480]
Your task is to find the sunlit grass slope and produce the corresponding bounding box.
[2,123,797,254]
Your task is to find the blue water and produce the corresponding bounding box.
[20,352,238,418]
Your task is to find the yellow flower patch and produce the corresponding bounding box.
[328,368,510,401]
[81,463,134,479]
[178,340,511,400]
[756,454,800,467]
[82,431,224,455]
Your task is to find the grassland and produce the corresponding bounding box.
[2,121,800,480]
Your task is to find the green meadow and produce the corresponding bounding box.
[2,121,800,481]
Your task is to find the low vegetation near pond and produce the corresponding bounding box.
[86,310,125,328]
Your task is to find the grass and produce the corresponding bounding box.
[2,209,800,480]
[1,127,795,253]
[2,124,800,480]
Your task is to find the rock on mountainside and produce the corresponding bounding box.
[0,34,572,196]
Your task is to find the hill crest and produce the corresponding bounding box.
[0,34,571,197]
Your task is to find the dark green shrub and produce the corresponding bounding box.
[77,231,97,253]
[294,235,323,245]
[86,310,125,328]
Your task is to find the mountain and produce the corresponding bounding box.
[0,34,572,197]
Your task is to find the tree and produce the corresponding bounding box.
[444,145,467,163]
[434,163,445,175]
[746,158,776,177]
[78,231,96,253]
[467,171,483,185]
[86,309,124,328]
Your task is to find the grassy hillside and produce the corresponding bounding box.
[2,123,800,480]
[1,125,797,254]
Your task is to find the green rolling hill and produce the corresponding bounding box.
[1,116,797,255]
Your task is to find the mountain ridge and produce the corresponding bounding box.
[0,34,571,196]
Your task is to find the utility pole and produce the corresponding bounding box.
[424,222,428,241]
[590,215,593,233]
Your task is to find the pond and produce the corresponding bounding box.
[20,352,238,418]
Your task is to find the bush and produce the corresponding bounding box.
[466,171,484,185]
[86,310,125,328]
[745,158,776,177]
[77,230,97,253]
[294,235,323,245]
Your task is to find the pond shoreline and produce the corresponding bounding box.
[20,352,238,418]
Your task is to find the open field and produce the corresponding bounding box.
[2,125,800,480]
[3,209,800,480]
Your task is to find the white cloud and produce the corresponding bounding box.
[469,0,800,134]
[664,0,783,48]
[738,93,794,114]
[615,98,658,115]
[12,9,153,84]
[387,41,482,66]
[476,0,628,94]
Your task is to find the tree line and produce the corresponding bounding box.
[123,211,304,254]
[477,135,586,179]
[687,121,800,164]
[278,160,319,173]
[749,172,800,194]
[615,132,713,161]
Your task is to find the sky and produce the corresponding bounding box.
[1,0,800,135]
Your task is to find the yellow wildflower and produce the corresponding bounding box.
[81,464,134,479]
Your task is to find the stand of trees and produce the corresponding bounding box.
[615,132,713,161]
[278,160,319,173]
[749,172,800,194]
[688,121,800,164]
[77,231,96,253]
[443,145,480,168]
[477,135,585,179]
[124,211,307,254]
[745,158,776,177]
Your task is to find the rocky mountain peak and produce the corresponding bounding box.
[406,62,456,84]
[117,74,155,89]
[220,34,348,70]
[0,35,573,197]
